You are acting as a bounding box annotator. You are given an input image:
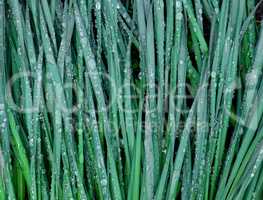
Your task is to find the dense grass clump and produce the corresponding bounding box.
[1,0,263,199]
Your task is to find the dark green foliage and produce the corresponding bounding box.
[0,0,263,199]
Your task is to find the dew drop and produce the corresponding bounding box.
[95,2,101,10]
